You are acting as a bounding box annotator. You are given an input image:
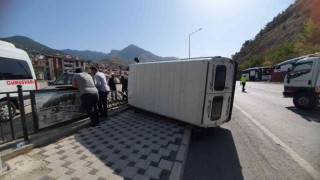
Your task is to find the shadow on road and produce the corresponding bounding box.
[286,106,320,123]
[184,127,243,180]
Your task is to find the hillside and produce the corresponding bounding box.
[61,49,108,61]
[0,36,65,56]
[0,36,176,64]
[62,44,177,64]
[100,44,177,64]
[233,0,320,71]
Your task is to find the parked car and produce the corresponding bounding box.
[47,72,114,88]
[46,73,74,89]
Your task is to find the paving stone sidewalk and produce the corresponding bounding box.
[7,110,188,180]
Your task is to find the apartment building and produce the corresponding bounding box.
[32,54,86,80]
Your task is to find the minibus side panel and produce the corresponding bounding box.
[0,49,37,93]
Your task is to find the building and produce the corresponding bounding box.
[32,54,86,80]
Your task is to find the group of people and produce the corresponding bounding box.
[72,66,128,127]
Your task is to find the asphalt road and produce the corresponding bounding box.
[184,82,320,180]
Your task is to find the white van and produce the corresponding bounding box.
[128,57,237,128]
[0,40,37,121]
[283,55,320,109]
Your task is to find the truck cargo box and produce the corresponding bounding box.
[128,57,237,128]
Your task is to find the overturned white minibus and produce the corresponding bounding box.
[128,57,237,128]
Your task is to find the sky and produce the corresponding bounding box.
[0,0,295,58]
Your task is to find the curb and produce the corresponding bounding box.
[169,124,192,180]
[0,105,131,162]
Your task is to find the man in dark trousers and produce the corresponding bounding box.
[72,68,99,127]
[241,75,248,92]
[120,75,128,95]
[108,73,117,101]
[90,66,108,118]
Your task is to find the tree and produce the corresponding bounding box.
[299,19,320,44]
[282,24,287,30]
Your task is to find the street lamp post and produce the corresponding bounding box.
[189,28,202,58]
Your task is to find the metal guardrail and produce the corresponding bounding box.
[0,86,34,144]
[0,86,127,145]
[107,90,127,108]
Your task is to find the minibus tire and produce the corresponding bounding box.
[293,93,316,109]
[0,101,17,122]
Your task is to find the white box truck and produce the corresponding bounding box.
[283,55,320,109]
[128,57,237,128]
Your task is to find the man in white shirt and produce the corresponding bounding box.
[90,66,108,118]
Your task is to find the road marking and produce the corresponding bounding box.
[234,103,320,180]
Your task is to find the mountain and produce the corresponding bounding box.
[99,44,177,64]
[0,35,177,64]
[61,49,108,61]
[233,0,320,71]
[63,44,177,64]
[0,36,65,55]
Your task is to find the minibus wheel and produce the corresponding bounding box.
[0,101,17,122]
[293,93,316,109]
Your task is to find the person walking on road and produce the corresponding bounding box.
[241,75,248,92]
[108,73,117,101]
[72,68,100,127]
[90,66,108,118]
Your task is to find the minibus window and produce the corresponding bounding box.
[214,65,226,91]
[0,57,33,80]
[211,96,223,121]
